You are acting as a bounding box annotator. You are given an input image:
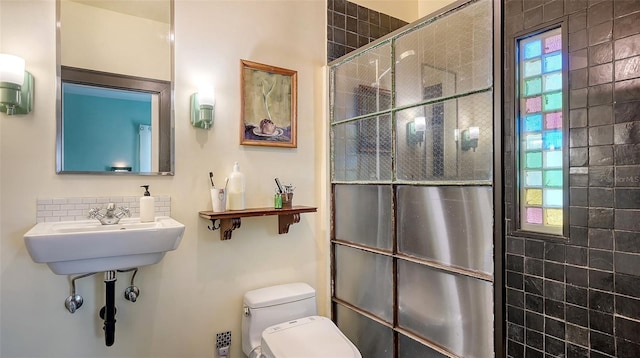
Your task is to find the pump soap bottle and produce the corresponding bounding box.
[227,162,245,210]
[140,185,155,222]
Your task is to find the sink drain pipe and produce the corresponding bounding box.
[99,270,117,346]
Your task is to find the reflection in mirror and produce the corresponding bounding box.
[57,67,171,174]
[57,0,173,175]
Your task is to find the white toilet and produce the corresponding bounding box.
[241,282,362,358]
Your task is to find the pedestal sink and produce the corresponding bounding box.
[24,216,185,275]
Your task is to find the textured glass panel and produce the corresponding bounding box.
[525,96,542,113]
[545,151,563,167]
[524,39,542,59]
[544,188,563,207]
[543,72,562,92]
[525,152,543,168]
[336,304,393,358]
[544,34,562,53]
[545,208,563,226]
[525,133,543,150]
[543,130,562,149]
[394,0,493,107]
[525,171,543,186]
[526,189,542,205]
[335,245,393,322]
[396,91,493,182]
[526,207,543,224]
[524,77,542,96]
[544,170,563,187]
[545,112,562,129]
[397,186,493,274]
[543,92,563,111]
[399,334,448,358]
[543,53,562,73]
[524,59,542,77]
[331,44,392,122]
[334,185,393,250]
[398,260,493,358]
[524,114,543,132]
[332,115,393,182]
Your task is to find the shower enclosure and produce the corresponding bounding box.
[328,0,500,356]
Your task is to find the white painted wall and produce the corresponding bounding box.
[418,0,458,18]
[0,1,328,357]
[350,0,419,23]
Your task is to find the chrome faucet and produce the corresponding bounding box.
[88,203,131,225]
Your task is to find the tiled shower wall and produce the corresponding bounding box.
[327,0,408,62]
[504,0,640,357]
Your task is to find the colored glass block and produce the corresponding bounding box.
[524,60,542,77]
[544,151,563,167]
[543,53,562,73]
[524,77,542,96]
[545,112,562,129]
[543,73,562,92]
[526,152,543,168]
[544,189,563,207]
[544,34,562,53]
[526,207,543,224]
[543,130,562,150]
[526,171,543,186]
[525,114,543,132]
[526,133,543,150]
[526,97,542,113]
[524,39,542,59]
[526,189,543,205]
[545,208,563,226]
[544,92,562,111]
[544,170,563,186]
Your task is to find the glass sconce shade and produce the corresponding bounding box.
[190,88,215,129]
[0,53,33,115]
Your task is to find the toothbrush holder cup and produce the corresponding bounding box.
[281,193,293,208]
[210,188,227,212]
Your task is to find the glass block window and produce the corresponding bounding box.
[517,27,564,236]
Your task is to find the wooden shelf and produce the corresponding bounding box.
[199,206,317,240]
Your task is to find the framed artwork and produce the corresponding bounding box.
[240,60,297,148]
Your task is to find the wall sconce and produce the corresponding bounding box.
[406,116,426,147]
[461,126,480,151]
[190,86,215,129]
[0,54,33,115]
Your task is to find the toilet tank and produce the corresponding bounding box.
[241,283,317,357]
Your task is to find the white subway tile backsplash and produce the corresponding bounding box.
[36,195,171,222]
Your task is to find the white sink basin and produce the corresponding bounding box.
[24,216,185,275]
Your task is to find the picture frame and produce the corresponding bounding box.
[240,60,297,148]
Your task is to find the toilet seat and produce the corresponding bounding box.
[260,315,361,358]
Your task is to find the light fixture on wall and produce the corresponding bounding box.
[0,53,33,115]
[461,126,480,151]
[406,116,426,147]
[190,85,215,129]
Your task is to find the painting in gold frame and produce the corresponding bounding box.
[240,60,297,148]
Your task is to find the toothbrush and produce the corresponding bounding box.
[275,177,284,194]
[209,172,216,188]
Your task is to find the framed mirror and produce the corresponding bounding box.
[56,0,174,175]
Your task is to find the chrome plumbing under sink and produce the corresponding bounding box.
[24,216,185,275]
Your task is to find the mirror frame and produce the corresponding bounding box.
[55,0,175,176]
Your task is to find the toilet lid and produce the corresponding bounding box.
[261,316,361,358]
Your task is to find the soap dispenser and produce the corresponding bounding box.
[227,162,245,210]
[140,185,155,222]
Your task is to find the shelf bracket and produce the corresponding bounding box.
[220,218,241,240]
[278,213,300,234]
[207,219,221,231]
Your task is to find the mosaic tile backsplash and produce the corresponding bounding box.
[36,196,171,223]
